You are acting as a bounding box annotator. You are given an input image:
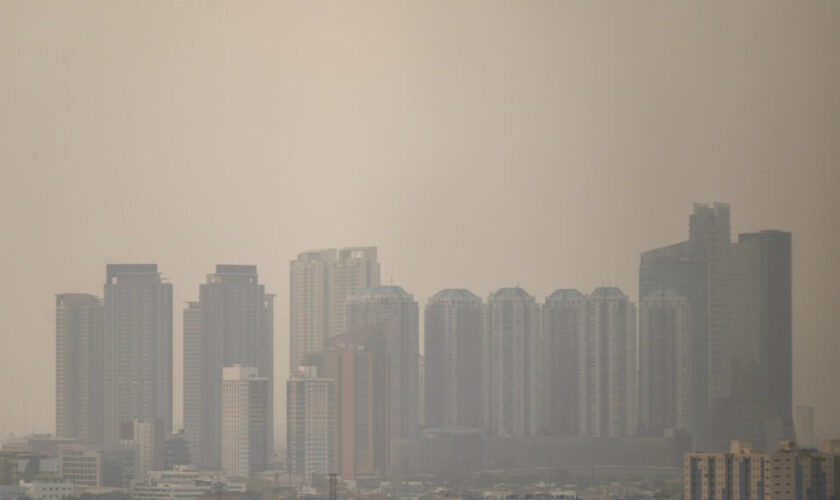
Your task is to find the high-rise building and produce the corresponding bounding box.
[221,365,269,479]
[638,290,691,436]
[640,202,730,444]
[181,302,201,466]
[484,287,541,438]
[685,440,840,500]
[579,287,637,438]
[542,289,585,436]
[56,294,104,445]
[132,419,164,480]
[725,230,793,449]
[345,286,419,440]
[289,247,380,370]
[286,370,335,485]
[424,289,484,430]
[182,265,274,469]
[322,325,391,479]
[103,264,173,444]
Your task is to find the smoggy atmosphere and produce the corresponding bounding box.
[1,2,839,498]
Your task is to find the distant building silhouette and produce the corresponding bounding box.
[103,264,173,444]
[484,287,541,438]
[424,289,484,430]
[345,286,419,440]
[182,265,274,470]
[56,293,104,445]
[638,290,691,435]
[579,287,637,438]
[542,289,584,436]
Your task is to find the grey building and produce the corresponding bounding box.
[183,265,273,469]
[726,230,793,448]
[484,287,541,438]
[424,289,484,430]
[345,285,419,439]
[103,264,173,444]
[542,289,585,436]
[639,202,730,444]
[56,293,104,445]
[579,287,637,438]
[638,290,691,436]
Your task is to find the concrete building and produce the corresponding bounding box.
[579,287,637,438]
[638,290,691,435]
[286,370,335,484]
[20,480,76,500]
[58,444,137,488]
[289,247,380,370]
[724,231,794,449]
[685,440,840,500]
[183,265,274,469]
[484,287,542,438]
[131,419,164,480]
[322,325,391,479]
[640,202,731,444]
[56,293,104,445]
[424,289,484,430]
[221,365,269,479]
[345,285,419,440]
[103,264,173,444]
[58,445,100,487]
[542,289,585,436]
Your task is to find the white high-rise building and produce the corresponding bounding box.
[132,419,164,480]
[542,289,586,436]
[638,290,690,435]
[579,287,637,438]
[289,247,379,371]
[222,365,269,479]
[286,370,335,484]
[484,287,541,438]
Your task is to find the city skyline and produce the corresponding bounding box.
[2,0,839,454]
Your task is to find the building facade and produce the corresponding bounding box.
[286,372,335,484]
[56,293,104,445]
[638,290,691,435]
[484,287,541,438]
[183,265,274,469]
[103,264,173,444]
[221,365,269,479]
[344,286,419,440]
[542,289,585,436]
[424,289,484,430]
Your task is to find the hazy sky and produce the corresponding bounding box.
[1,1,838,442]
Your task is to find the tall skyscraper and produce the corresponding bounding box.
[183,265,274,469]
[726,230,793,448]
[638,290,691,435]
[639,202,730,443]
[289,247,379,371]
[345,286,419,440]
[103,264,173,444]
[221,365,269,479]
[424,289,484,430]
[484,287,541,438]
[542,289,585,436]
[286,370,335,485]
[579,287,637,438]
[56,293,104,445]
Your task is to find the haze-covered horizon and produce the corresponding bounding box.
[1,1,839,444]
